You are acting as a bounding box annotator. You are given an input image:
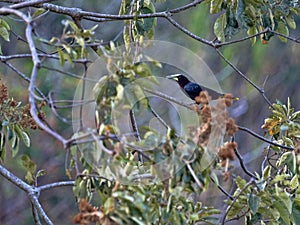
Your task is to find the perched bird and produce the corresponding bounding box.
[167,74,223,101]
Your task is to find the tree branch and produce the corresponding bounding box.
[215,48,274,108]
[0,7,69,147]
[0,163,54,225]
[238,125,294,150]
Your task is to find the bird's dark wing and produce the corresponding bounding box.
[183,82,203,100]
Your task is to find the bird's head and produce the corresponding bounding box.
[166,74,190,87]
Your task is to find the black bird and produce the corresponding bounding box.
[167,74,223,101]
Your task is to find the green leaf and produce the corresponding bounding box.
[0,19,10,31]
[0,19,10,42]
[277,191,293,214]
[166,195,173,213]
[7,126,13,141]
[247,26,257,45]
[25,171,35,185]
[286,14,296,30]
[124,83,149,109]
[259,205,280,220]
[141,7,156,32]
[273,200,290,225]
[248,193,260,214]
[291,111,300,120]
[36,169,46,178]
[11,135,19,157]
[214,13,226,42]
[133,62,153,77]
[103,197,115,214]
[276,21,289,43]
[57,48,65,66]
[290,174,299,190]
[0,26,10,42]
[119,0,130,15]
[292,203,300,224]
[276,151,292,168]
[20,154,37,174]
[136,20,145,35]
[75,36,85,48]
[67,20,80,33]
[14,125,30,148]
[21,131,30,147]
[282,136,294,147]
[271,174,290,185]
[0,131,5,150]
[236,176,247,189]
[262,165,271,180]
[123,26,131,51]
[32,8,46,18]
[250,213,262,224]
[210,0,223,14]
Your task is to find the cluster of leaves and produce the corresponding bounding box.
[224,99,300,224]
[19,154,46,185]
[0,82,47,183]
[210,0,300,44]
[0,82,33,160]
[226,172,300,225]
[261,98,300,145]
[73,172,220,225]
[119,0,156,50]
[47,20,98,65]
[70,40,243,223]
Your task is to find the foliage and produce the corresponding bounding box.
[48,20,98,65]
[223,99,300,225]
[0,82,38,160]
[210,0,300,44]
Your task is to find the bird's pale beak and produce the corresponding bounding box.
[166,74,181,81]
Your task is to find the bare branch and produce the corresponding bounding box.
[0,163,32,192]
[38,181,75,192]
[210,176,234,200]
[220,179,255,224]
[0,164,54,225]
[9,0,55,9]
[186,162,204,190]
[234,147,257,179]
[215,48,274,108]
[143,87,195,111]
[238,125,294,150]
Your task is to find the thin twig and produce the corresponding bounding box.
[185,162,204,190]
[234,147,257,179]
[210,176,234,200]
[9,0,55,9]
[149,105,169,130]
[129,109,143,162]
[238,125,294,150]
[41,65,98,82]
[0,163,54,225]
[3,61,47,100]
[143,87,195,111]
[32,206,42,225]
[215,48,273,108]
[165,16,212,46]
[220,179,254,224]
[38,181,75,192]
[4,7,69,147]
